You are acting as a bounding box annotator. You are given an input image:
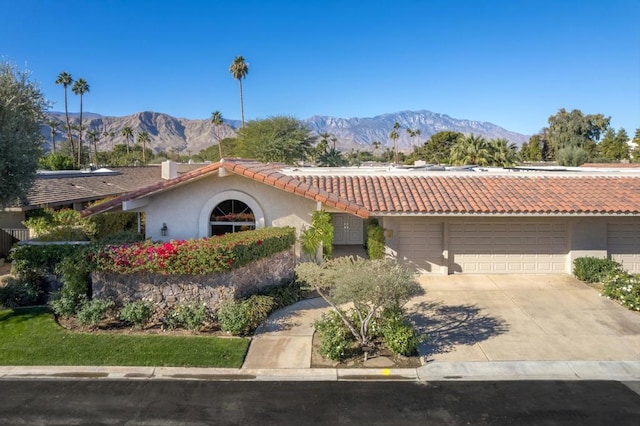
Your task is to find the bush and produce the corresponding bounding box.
[366,218,385,260]
[76,298,115,327]
[119,300,154,328]
[49,291,87,317]
[217,295,276,336]
[314,310,355,361]
[23,208,96,241]
[165,302,209,331]
[300,210,333,259]
[94,227,296,275]
[573,257,624,283]
[379,306,422,356]
[256,279,305,310]
[0,276,42,308]
[601,271,640,311]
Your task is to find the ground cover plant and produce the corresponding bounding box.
[0,307,248,367]
[574,257,640,312]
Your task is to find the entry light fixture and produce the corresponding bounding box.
[161,223,168,236]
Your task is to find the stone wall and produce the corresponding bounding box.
[92,248,295,310]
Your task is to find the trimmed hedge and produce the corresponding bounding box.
[94,227,296,275]
[573,257,623,283]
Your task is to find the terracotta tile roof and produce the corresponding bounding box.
[81,160,370,218]
[81,160,640,218]
[296,174,640,215]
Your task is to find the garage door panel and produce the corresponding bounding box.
[396,219,443,273]
[608,223,640,274]
[450,222,567,274]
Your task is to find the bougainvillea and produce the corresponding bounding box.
[94,227,296,275]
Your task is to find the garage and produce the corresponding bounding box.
[608,223,640,273]
[396,219,443,273]
[448,222,567,274]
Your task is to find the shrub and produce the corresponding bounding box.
[76,298,115,327]
[601,272,640,311]
[23,208,96,241]
[0,276,42,308]
[300,210,333,259]
[256,279,304,310]
[165,302,209,331]
[314,310,355,361]
[49,291,87,317]
[217,295,276,336]
[366,218,385,260]
[94,227,296,275]
[379,306,422,356]
[573,257,624,283]
[119,300,154,328]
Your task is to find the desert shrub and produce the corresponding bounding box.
[49,292,87,317]
[314,310,355,361]
[366,218,385,260]
[256,279,305,310]
[165,302,209,331]
[379,306,422,356]
[94,226,295,275]
[573,257,624,283]
[76,298,115,327]
[119,300,154,328]
[601,271,640,311]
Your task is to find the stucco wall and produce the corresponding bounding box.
[129,173,317,242]
[92,247,295,310]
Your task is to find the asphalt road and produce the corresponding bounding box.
[0,379,639,425]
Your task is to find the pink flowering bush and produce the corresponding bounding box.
[94,227,295,275]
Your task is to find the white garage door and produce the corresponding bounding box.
[449,222,567,274]
[396,219,443,273]
[608,223,640,274]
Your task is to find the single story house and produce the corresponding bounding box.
[82,159,640,275]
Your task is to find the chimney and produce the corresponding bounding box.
[161,160,178,180]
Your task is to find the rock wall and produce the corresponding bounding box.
[92,248,295,310]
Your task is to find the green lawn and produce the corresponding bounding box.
[0,307,249,367]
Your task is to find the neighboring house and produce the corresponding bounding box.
[82,159,640,275]
[0,163,206,258]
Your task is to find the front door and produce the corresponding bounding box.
[332,214,364,245]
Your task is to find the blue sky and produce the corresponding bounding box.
[2,0,639,136]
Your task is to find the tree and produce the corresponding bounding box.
[295,257,423,349]
[488,138,518,167]
[371,140,381,156]
[521,134,542,162]
[121,126,133,155]
[55,71,74,161]
[229,56,249,127]
[406,128,421,149]
[46,120,60,153]
[210,110,224,158]
[0,62,48,207]
[599,128,629,161]
[450,134,490,166]
[632,129,640,162]
[235,116,315,164]
[415,130,463,164]
[137,131,150,165]
[389,121,400,165]
[86,130,100,165]
[71,78,89,167]
[556,146,589,166]
[546,108,610,160]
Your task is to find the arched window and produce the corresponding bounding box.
[209,199,256,236]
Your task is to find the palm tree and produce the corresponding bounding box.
[488,138,518,167]
[210,110,224,159]
[450,134,491,166]
[372,141,381,156]
[55,72,74,162]
[137,131,150,165]
[121,126,133,155]
[406,128,421,149]
[389,122,401,165]
[72,78,90,167]
[46,120,59,153]
[229,56,249,127]
[86,130,100,165]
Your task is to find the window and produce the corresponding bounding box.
[209,200,256,236]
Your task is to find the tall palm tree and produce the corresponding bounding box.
[121,126,133,155]
[86,130,100,165]
[72,78,90,167]
[372,141,381,156]
[46,120,59,153]
[137,131,150,165]
[389,121,401,165]
[55,72,74,161]
[488,138,518,167]
[210,110,224,159]
[229,56,249,127]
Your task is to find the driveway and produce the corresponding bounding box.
[409,274,640,362]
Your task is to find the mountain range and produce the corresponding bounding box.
[41,110,529,155]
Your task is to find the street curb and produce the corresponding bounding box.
[1,361,639,382]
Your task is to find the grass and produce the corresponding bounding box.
[0,307,249,367]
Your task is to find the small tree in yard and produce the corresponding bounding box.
[296,257,423,349]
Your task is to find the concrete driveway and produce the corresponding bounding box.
[409,274,640,363]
